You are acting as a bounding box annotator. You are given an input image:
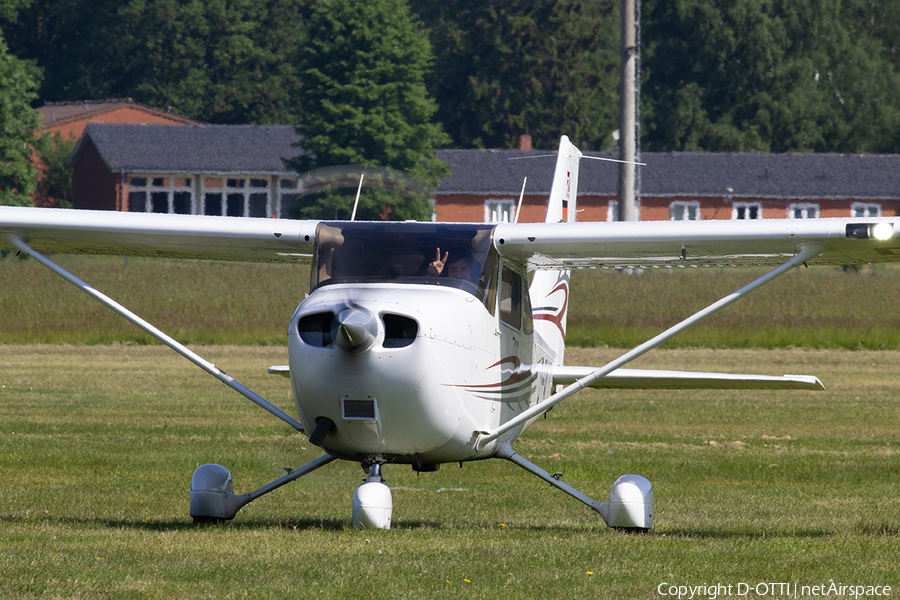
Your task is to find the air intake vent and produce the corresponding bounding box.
[382,314,418,348]
[343,397,376,420]
[297,312,334,347]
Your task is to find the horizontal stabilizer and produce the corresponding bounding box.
[268,366,290,378]
[553,366,824,390]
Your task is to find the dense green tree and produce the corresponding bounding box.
[847,0,899,66]
[5,0,900,155]
[412,0,620,150]
[1,0,126,102]
[0,26,41,206]
[641,0,900,153]
[3,0,307,124]
[117,0,306,124]
[287,0,449,221]
[34,132,74,208]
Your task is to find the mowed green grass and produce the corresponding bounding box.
[567,263,900,349]
[0,255,307,345]
[2,345,899,598]
[2,254,900,597]
[2,254,900,348]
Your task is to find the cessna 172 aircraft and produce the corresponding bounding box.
[2,136,899,530]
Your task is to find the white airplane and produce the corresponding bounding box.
[2,136,899,530]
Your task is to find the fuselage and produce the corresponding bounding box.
[286,222,559,466]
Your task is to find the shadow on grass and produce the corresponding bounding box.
[656,521,900,539]
[0,514,444,532]
[657,526,838,539]
[12,513,895,538]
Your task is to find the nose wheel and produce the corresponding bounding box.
[352,463,393,529]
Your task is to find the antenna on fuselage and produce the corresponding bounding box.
[507,154,645,165]
[350,174,365,221]
[513,177,527,223]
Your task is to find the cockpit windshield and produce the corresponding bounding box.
[311,222,497,298]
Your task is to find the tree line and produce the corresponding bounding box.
[1,0,899,210]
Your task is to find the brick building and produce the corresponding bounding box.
[33,100,197,208]
[65,122,900,223]
[68,123,306,217]
[435,148,900,223]
[38,99,196,142]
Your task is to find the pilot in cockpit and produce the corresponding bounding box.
[426,247,478,281]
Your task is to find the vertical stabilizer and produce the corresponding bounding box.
[543,135,582,224]
[530,136,581,365]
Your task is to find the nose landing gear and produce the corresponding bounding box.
[352,463,393,529]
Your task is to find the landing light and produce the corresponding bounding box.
[872,222,894,241]
[846,222,894,241]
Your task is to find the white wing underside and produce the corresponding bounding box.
[0,207,318,262]
[494,218,900,269]
[553,366,823,390]
[1,207,898,269]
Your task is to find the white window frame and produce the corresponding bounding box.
[607,200,642,221]
[732,202,762,220]
[128,175,194,214]
[607,200,619,222]
[788,203,819,219]
[670,201,701,221]
[202,176,274,217]
[278,177,300,218]
[851,203,881,218]
[485,198,515,223]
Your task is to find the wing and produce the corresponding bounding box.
[494,218,900,269]
[0,206,319,262]
[553,366,823,390]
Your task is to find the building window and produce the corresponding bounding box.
[788,203,819,219]
[203,177,272,217]
[128,176,193,214]
[277,178,302,218]
[851,203,881,218]
[733,202,762,220]
[608,200,641,221]
[670,201,700,221]
[485,199,514,223]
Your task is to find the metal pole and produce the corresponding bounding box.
[617,0,638,221]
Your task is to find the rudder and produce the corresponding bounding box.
[530,136,582,365]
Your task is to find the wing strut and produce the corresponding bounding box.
[2,233,305,433]
[475,243,826,451]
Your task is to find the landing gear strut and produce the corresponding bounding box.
[189,454,337,523]
[495,442,653,530]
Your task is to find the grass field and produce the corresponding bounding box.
[2,345,899,598]
[3,254,900,348]
[2,253,899,597]
[567,263,900,349]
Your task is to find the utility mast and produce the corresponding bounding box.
[617,0,638,221]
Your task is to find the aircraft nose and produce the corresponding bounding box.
[331,306,379,353]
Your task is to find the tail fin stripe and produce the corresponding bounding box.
[533,280,569,339]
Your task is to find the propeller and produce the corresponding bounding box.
[330,302,378,353]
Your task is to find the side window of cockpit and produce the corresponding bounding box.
[499,268,523,329]
[522,278,533,334]
[478,250,499,316]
